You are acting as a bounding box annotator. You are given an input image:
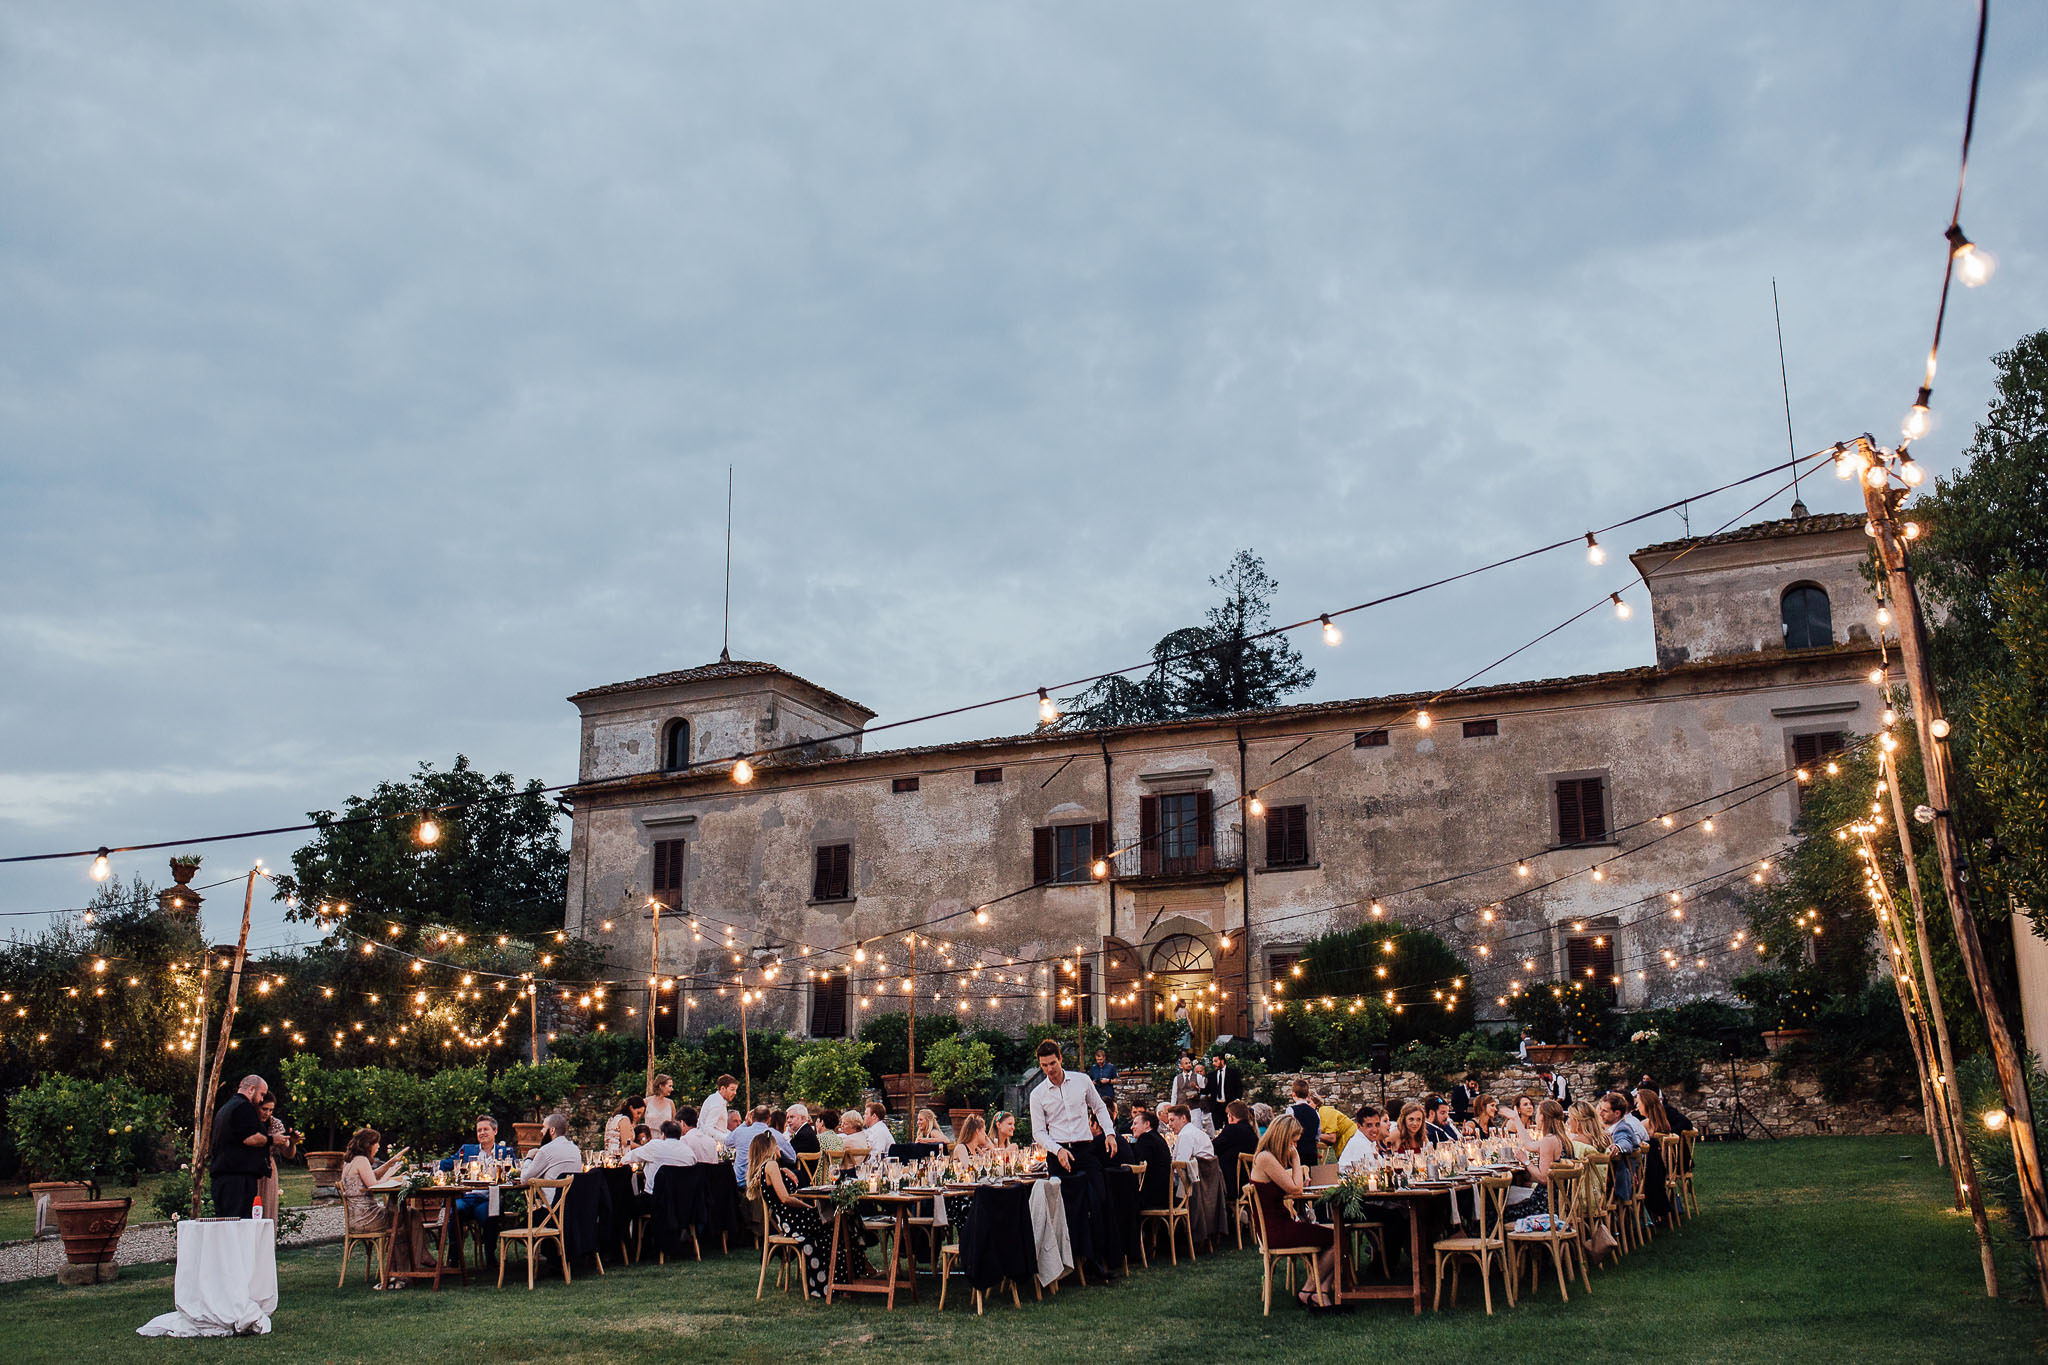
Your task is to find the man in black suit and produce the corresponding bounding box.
[1538,1065,1571,1105]
[1208,1054,1244,1130]
[209,1074,272,1219]
[786,1103,821,1156]
[1127,1108,1175,1213]
[1424,1095,1459,1145]
[1449,1079,1478,1126]
[1287,1078,1321,1168]
[1212,1099,1258,1200]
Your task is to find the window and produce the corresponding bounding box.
[892,776,920,794]
[1264,804,1310,867]
[1553,776,1610,846]
[974,767,1003,784]
[1791,731,1848,768]
[1781,584,1833,650]
[1463,718,1498,738]
[1139,792,1214,875]
[1054,963,1095,1027]
[654,984,680,1040]
[651,839,686,910]
[1566,931,1616,1001]
[660,719,690,772]
[809,973,848,1037]
[1267,951,1301,998]
[812,843,852,902]
[1034,822,1109,884]
[1355,729,1390,748]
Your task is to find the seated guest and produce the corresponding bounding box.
[861,1102,896,1157]
[1389,1099,1429,1154]
[1424,1095,1459,1145]
[1503,1099,1570,1221]
[521,1114,582,1197]
[1565,1101,1611,1218]
[1250,1102,1275,1135]
[953,1113,991,1161]
[726,1111,744,1139]
[988,1111,1018,1149]
[605,1097,646,1157]
[837,1109,874,1162]
[644,1074,676,1132]
[1640,1082,1696,1136]
[816,1108,847,1164]
[1449,1078,1478,1126]
[676,1106,721,1164]
[441,1115,515,1261]
[786,1103,820,1154]
[1127,1107,1175,1211]
[1214,1100,1259,1197]
[1338,1104,1386,1173]
[632,1124,652,1147]
[730,1105,798,1188]
[1165,1103,1215,1180]
[1316,1093,1358,1159]
[340,1127,415,1283]
[1597,1091,1641,1204]
[751,1131,874,1297]
[1635,1085,1677,1221]
[1506,1094,1539,1144]
[1248,1114,1336,1309]
[1464,1094,1500,1137]
[912,1108,943,1144]
[623,1119,699,1187]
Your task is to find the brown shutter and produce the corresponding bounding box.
[1104,936,1141,1024]
[1195,791,1215,871]
[1580,778,1608,841]
[653,839,686,907]
[1033,827,1055,885]
[811,847,829,901]
[1215,930,1248,1036]
[1091,820,1110,875]
[810,974,847,1036]
[1264,806,1283,866]
[1556,780,1583,845]
[1139,797,1160,875]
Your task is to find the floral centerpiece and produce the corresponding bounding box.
[1314,1169,1381,1223]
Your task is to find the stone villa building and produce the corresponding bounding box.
[561,513,1881,1048]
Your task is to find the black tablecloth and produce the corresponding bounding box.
[1102,1166,1141,1266]
[957,1183,1035,1292]
[888,1142,943,1161]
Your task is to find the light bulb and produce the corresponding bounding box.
[1865,462,1890,489]
[1415,709,1431,730]
[1703,817,1715,832]
[732,758,754,784]
[1833,450,1857,481]
[417,819,440,846]
[90,848,110,881]
[1611,592,1631,619]
[1903,403,1931,443]
[1903,521,1922,540]
[1930,718,1951,740]
[1591,866,1604,881]
[1091,859,1108,879]
[1985,1108,2009,1131]
[1248,793,1263,816]
[974,907,988,925]
[1950,229,1996,287]
[854,945,867,963]
[1038,688,1058,724]
[1882,708,1897,726]
[1876,606,1892,627]
[1516,862,1530,877]
[1584,532,1605,565]
[1899,458,1925,487]
[1318,613,1343,647]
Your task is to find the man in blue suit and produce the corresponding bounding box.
[440,1115,517,1264]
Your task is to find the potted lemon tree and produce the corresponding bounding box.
[9,1077,168,1284]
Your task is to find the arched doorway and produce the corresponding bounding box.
[1150,933,1218,1052]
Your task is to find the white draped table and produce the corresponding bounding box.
[136,1217,278,1338]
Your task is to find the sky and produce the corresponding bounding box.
[3,3,2043,951]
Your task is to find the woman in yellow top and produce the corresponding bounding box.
[1315,1100,1357,1162]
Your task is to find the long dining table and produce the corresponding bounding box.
[1304,1164,1525,1316]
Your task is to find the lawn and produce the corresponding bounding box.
[0,1137,2039,1363]
[0,1172,315,1244]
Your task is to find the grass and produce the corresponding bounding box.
[0,1137,2039,1363]
[0,1172,315,1243]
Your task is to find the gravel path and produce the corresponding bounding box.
[0,1203,345,1284]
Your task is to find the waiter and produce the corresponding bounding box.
[209,1074,272,1219]
[1028,1040,1120,1282]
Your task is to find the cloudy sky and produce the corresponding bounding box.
[3,3,2042,948]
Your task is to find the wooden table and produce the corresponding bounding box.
[1311,1177,1493,1316]
[808,1188,934,1309]
[367,1183,473,1291]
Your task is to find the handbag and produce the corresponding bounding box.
[1587,1222,1617,1255]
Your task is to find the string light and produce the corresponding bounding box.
[1948,224,1995,287]
[1038,689,1058,724]
[1320,614,1341,646]
[90,848,110,881]
[1610,592,1630,619]
[732,758,755,785]
[1247,792,1264,816]
[1415,709,1431,730]
[1584,532,1605,565]
[1930,718,1951,740]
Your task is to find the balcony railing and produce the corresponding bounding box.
[1110,825,1245,881]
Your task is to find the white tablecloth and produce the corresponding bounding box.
[137,1217,278,1337]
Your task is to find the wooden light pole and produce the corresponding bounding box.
[904,936,918,1120]
[528,980,541,1066]
[190,867,257,1215]
[644,898,662,1100]
[1862,458,2048,1302]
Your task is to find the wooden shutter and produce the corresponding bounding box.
[809,974,847,1036]
[1793,732,1846,767]
[1104,936,1141,1023]
[1139,797,1160,875]
[1267,806,1308,866]
[1264,806,1285,866]
[1215,931,1248,1036]
[1091,821,1110,876]
[1567,935,1615,999]
[1556,779,1583,845]
[652,839,686,908]
[1195,791,1215,871]
[813,844,850,901]
[1579,778,1608,841]
[1033,827,1055,885]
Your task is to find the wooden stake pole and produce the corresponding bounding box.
[529,982,540,1066]
[1864,467,2048,1303]
[739,985,753,1113]
[190,868,257,1216]
[905,937,918,1122]
[645,899,662,1099]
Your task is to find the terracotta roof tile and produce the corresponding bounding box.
[1634,511,1864,557]
[568,659,875,717]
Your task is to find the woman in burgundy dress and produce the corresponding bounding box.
[1249,1113,1337,1309]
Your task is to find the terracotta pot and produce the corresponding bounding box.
[1524,1043,1588,1066]
[946,1108,984,1133]
[512,1122,547,1154]
[1760,1028,1817,1055]
[30,1180,96,1209]
[304,1150,346,1196]
[54,1197,131,1265]
[170,862,199,886]
[880,1073,930,1115]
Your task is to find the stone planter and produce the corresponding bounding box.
[512,1122,547,1154]
[1761,1028,1817,1055]
[304,1150,346,1199]
[1524,1043,1588,1066]
[53,1196,130,1285]
[946,1107,984,1133]
[30,1180,96,1212]
[881,1073,930,1115]
[170,861,200,886]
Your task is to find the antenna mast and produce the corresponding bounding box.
[720,466,734,663]
[1773,279,1804,517]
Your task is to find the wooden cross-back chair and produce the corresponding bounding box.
[498,1178,584,1289]
[1505,1161,1589,1303]
[1246,1180,1324,1317]
[1432,1173,1515,1314]
[1139,1160,1198,1267]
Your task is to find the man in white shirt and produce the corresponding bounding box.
[676,1106,722,1164]
[698,1075,739,1147]
[1028,1040,1120,1281]
[1338,1103,1387,1174]
[860,1101,896,1160]
[1162,1103,1215,1182]
[624,1119,698,1190]
[520,1113,583,1203]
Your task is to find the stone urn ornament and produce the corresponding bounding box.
[169,853,204,886]
[53,1195,132,1285]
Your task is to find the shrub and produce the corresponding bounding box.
[1023,1022,1107,1066]
[548,1031,644,1087]
[491,1059,580,1122]
[786,1040,876,1110]
[962,1028,1034,1080]
[856,1012,963,1081]
[1510,982,1614,1047]
[1393,1032,1513,1090]
[1733,966,1827,1032]
[1284,922,1475,1046]
[1104,1022,1181,1066]
[1270,999,1391,1069]
[923,1037,997,1109]
[9,1075,172,1187]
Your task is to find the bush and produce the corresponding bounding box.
[548,1031,644,1087]
[697,1027,806,1096]
[962,1028,1034,1081]
[151,1169,207,1220]
[1270,999,1391,1069]
[923,1037,997,1109]
[855,1013,963,1081]
[277,1054,354,1149]
[786,1040,876,1110]
[1393,1032,1513,1090]
[1591,1034,1718,1094]
[491,1059,579,1122]
[1733,966,1827,1032]
[1510,982,1614,1047]
[8,1076,172,1187]
[1284,922,1475,1046]
[1104,1022,1182,1066]
[1023,1022,1107,1066]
